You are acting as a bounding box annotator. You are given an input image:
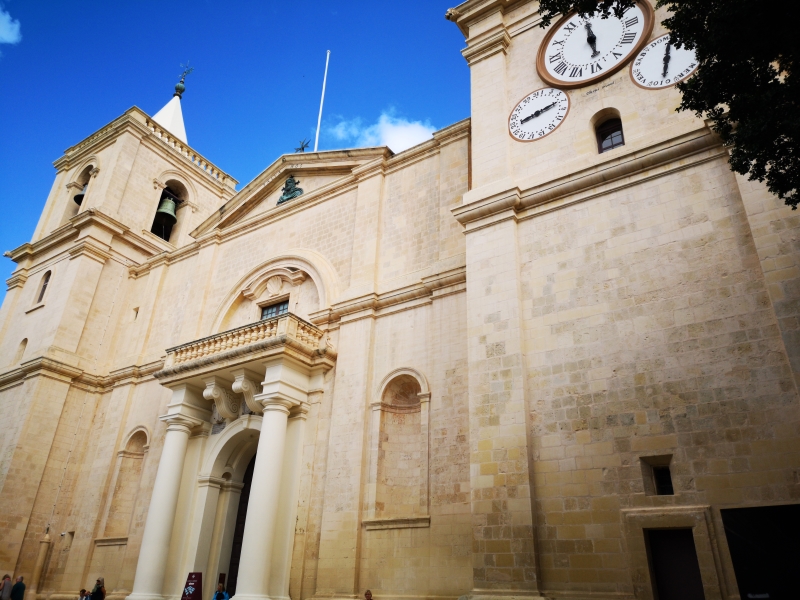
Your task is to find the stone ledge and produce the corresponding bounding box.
[362,515,431,530]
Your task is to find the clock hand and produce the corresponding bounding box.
[585,22,600,58]
[662,40,672,78]
[520,102,558,124]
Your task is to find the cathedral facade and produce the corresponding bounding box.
[1,2,798,600]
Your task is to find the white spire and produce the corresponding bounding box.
[153,66,192,144]
[152,95,187,144]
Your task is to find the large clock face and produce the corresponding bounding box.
[508,87,569,142]
[630,33,699,89]
[537,1,654,89]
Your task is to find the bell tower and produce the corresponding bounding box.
[0,74,237,579]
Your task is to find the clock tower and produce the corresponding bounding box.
[447,1,800,599]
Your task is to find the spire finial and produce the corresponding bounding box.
[174,61,194,98]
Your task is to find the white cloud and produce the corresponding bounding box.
[0,4,22,53]
[327,110,436,153]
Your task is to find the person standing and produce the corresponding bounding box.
[0,575,12,600]
[90,579,104,600]
[9,577,24,600]
[213,583,229,600]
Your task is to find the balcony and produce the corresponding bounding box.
[156,313,336,387]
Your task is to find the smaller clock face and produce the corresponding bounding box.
[630,33,698,89]
[509,87,570,142]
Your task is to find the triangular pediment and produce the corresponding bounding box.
[191,148,391,236]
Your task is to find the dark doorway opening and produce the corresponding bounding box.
[227,455,256,596]
[646,528,705,600]
[721,504,800,600]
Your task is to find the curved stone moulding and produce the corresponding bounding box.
[203,377,241,420]
[232,371,263,415]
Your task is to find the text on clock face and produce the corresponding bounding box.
[545,3,646,83]
[631,34,698,89]
[509,88,569,141]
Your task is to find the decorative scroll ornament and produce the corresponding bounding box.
[203,378,240,421]
[232,372,262,414]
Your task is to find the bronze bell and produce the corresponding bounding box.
[73,184,87,205]
[154,190,178,225]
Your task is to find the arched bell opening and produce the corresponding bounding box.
[150,179,188,242]
[72,165,94,206]
[62,164,95,224]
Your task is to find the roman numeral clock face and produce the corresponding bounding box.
[536,1,654,89]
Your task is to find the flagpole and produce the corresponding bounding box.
[314,50,331,153]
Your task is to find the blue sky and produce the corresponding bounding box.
[0,0,470,294]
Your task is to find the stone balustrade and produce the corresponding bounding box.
[144,118,236,188]
[166,314,327,366]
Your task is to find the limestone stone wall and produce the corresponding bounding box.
[517,156,800,596]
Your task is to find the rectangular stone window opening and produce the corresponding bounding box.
[260,299,289,320]
[641,454,674,496]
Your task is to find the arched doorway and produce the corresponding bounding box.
[226,454,256,596]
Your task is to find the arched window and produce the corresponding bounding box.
[13,339,27,364]
[104,430,148,536]
[596,118,625,153]
[37,271,51,303]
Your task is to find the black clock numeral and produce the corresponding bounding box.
[569,67,583,78]
[590,62,604,74]
[552,39,565,47]
[549,54,561,63]
[621,32,637,44]
[612,51,623,59]
[564,22,578,32]
[625,16,639,28]
[554,62,568,75]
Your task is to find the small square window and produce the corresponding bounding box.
[640,455,675,496]
[261,300,289,320]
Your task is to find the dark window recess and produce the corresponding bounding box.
[261,300,289,320]
[226,455,256,597]
[596,118,625,153]
[653,466,674,496]
[37,271,51,303]
[646,528,705,600]
[722,504,799,600]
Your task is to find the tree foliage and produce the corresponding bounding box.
[538,0,799,208]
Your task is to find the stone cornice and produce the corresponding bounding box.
[6,209,171,270]
[310,266,467,326]
[68,239,113,264]
[5,269,29,290]
[462,29,512,65]
[54,107,237,193]
[0,356,165,393]
[447,0,517,37]
[453,127,725,231]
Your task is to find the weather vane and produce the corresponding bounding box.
[179,61,194,83]
[295,138,311,153]
[174,62,194,98]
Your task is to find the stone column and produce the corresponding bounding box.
[126,414,200,600]
[231,398,293,600]
[269,406,309,600]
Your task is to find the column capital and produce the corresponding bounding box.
[254,394,297,415]
[159,413,202,434]
[289,401,310,420]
